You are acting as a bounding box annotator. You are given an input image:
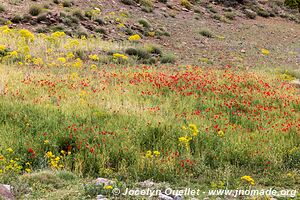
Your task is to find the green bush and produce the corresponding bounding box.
[160,53,176,64]
[284,0,300,11]
[0,4,5,13]
[121,0,135,5]
[62,1,73,7]
[29,6,42,16]
[11,15,23,23]
[199,29,213,38]
[138,18,151,28]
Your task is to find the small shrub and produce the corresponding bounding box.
[138,0,154,12]
[147,45,163,56]
[224,12,236,20]
[142,57,156,64]
[181,0,192,10]
[138,18,151,28]
[158,0,168,3]
[141,6,153,13]
[284,0,300,11]
[95,28,107,35]
[161,53,176,64]
[207,4,218,13]
[257,9,270,18]
[0,17,6,25]
[244,9,257,19]
[72,10,84,20]
[29,6,42,16]
[0,4,5,13]
[125,47,138,56]
[140,0,153,8]
[95,18,106,25]
[125,47,151,60]
[121,0,135,5]
[37,14,48,23]
[11,15,23,23]
[199,29,213,38]
[62,1,73,7]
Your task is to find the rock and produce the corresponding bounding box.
[174,195,183,200]
[139,180,156,188]
[97,194,109,200]
[0,184,15,200]
[291,79,300,88]
[241,49,246,53]
[95,178,115,186]
[182,8,190,12]
[159,193,174,200]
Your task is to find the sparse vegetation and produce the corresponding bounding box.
[0,4,5,13]
[29,6,42,16]
[181,0,192,10]
[199,29,213,38]
[160,53,176,63]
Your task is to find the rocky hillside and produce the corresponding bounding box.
[0,0,299,67]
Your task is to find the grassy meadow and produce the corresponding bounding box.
[0,26,299,199]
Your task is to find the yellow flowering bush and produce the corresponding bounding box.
[45,151,64,170]
[89,54,100,61]
[128,34,141,42]
[19,29,35,42]
[178,136,192,149]
[241,175,255,185]
[0,44,6,52]
[261,48,270,55]
[113,53,128,60]
[145,150,160,158]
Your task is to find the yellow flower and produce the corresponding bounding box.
[25,168,32,173]
[8,51,18,58]
[0,45,6,52]
[44,140,49,144]
[145,150,153,158]
[67,151,71,155]
[25,162,31,166]
[241,175,255,185]
[90,64,97,70]
[46,151,54,158]
[70,72,79,80]
[189,123,199,136]
[153,151,160,157]
[72,58,83,68]
[6,148,13,153]
[61,150,65,154]
[128,34,141,41]
[51,31,66,39]
[113,53,128,60]
[182,126,187,130]
[104,185,113,190]
[178,136,192,149]
[261,48,270,55]
[67,53,75,60]
[32,57,44,66]
[289,147,298,154]
[216,130,225,137]
[89,54,99,61]
[19,29,35,42]
[57,57,67,64]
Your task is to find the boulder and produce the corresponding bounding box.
[0,184,15,200]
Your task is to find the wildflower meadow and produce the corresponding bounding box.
[0,24,299,199]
